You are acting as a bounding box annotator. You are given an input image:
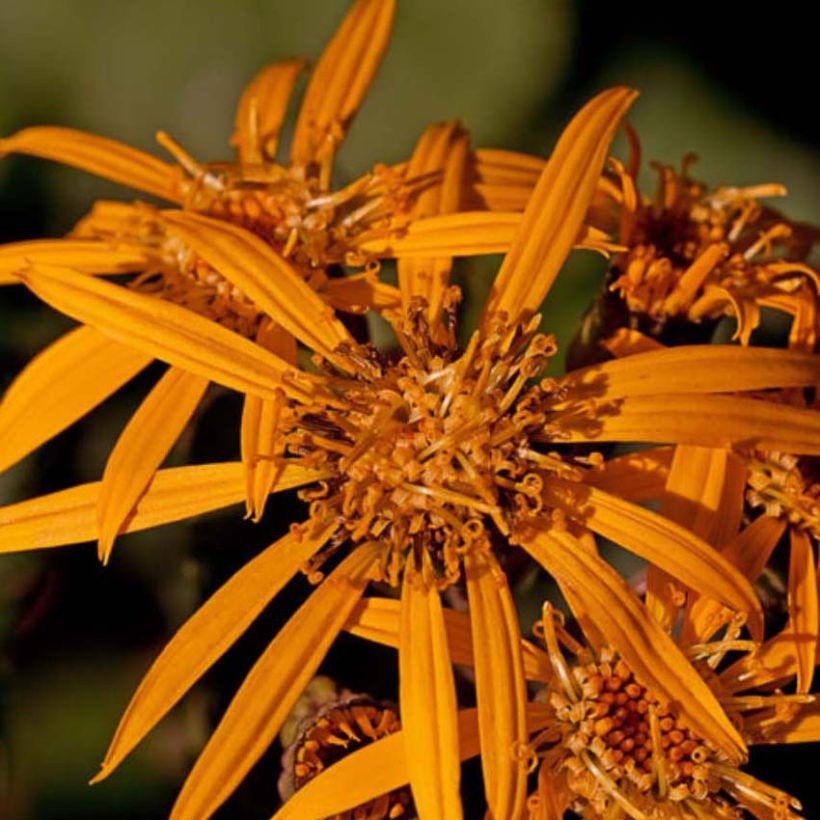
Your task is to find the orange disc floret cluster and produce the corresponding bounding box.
[283,698,412,820]
[602,153,819,341]
[280,297,599,587]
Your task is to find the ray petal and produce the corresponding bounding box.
[0,239,153,285]
[17,263,315,402]
[0,325,152,473]
[290,0,396,170]
[520,528,747,762]
[97,366,209,564]
[162,212,354,359]
[787,528,818,693]
[169,542,380,820]
[231,58,306,163]
[0,126,183,201]
[320,273,402,314]
[0,461,324,552]
[481,87,638,325]
[587,446,673,502]
[463,549,528,819]
[92,522,335,782]
[543,479,763,637]
[399,553,462,819]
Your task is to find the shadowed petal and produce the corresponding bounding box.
[97,367,209,564]
[169,543,380,820]
[0,326,151,473]
[0,126,183,201]
[787,528,818,693]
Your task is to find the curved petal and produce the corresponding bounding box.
[231,58,306,163]
[0,461,324,552]
[92,521,334,783]
[600,327,664,358]
[0,126,183,202]
[169,543,379,820]
[556,393,820,455]
[290,0,396,169]
[398,121,470,318]
[97,367,209,564]
[463,549,528,819]
[17,263,317,402]
[319,274,401,314]
[543,479,763,638]
[162,212,354,360]
[587,446,673,502]
[519,528,747,763]
[481,86,638,325]
[399,553,462,819]
[559,345,820,401]
[344,596,550,681]
[787,528,818,694]
[0,325,152,473]
[0,239,152,285]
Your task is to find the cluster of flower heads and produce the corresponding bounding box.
[0,1,819,818]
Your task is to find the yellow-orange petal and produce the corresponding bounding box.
[600,327,664,358]
[231,58,306,163]
[556,393,820,455]
[559,345,820,402]
[319,273,402,314]
[345,596,550,681]
[787,528,818,694]
[169,542,379,820]
[272,703,553,820]
[0,239,152,285]
[587,446,673,502]
[96,367,209,564]
[481,87,638,326]
[463,549,528,819]
[689,285,761,345]
[399,553,462,819]
[543,479,763,638]
[721,515,788,585]
[162,212,354,360]
[532,762,571,820]
[290,0,396,170]
[468,148,544,212]
[398,121,470,318]
[70,200,148,238]
[17,263,315,402]
[0,461,323,552]
[0,126,183,202]
[92,521,335,783]
[662,242,728,314]
[241,323,297,521]
[756,701,820,744]
[520,528,747,763]
[0,325,152,473]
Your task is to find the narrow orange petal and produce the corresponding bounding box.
[97,367,209,564]
[520,528,747,763]
[463,549,528,819]
[543,479,763,638]
[92,522,334,783]
[481,87,638,325]
[0,239,152,285]
[0,461,324,552]
[345,596,550,681]
[0,126,183,202]
[169,543,379,820]
[556,393,820,455]
[231,58,306,163]
[468,148,543,212]
[559,345,820,401]
[271,703,553,820]
[290,0,396,169]
[587,446,673,502]
[787,528,818,693]
[399,553,462,819]
[0,326,151,472]
[755,701,820,744]
[600,328,664,358]
[241,322,297,521]
[532,763,571,820]
[320,273,401,314]
[721,515,788,584]
[398,122,470,318]
[162,212,354,359]
[17,263,315,402]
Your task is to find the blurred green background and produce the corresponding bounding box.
[1,1,819,817]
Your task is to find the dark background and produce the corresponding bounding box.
[1,1,818,817]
